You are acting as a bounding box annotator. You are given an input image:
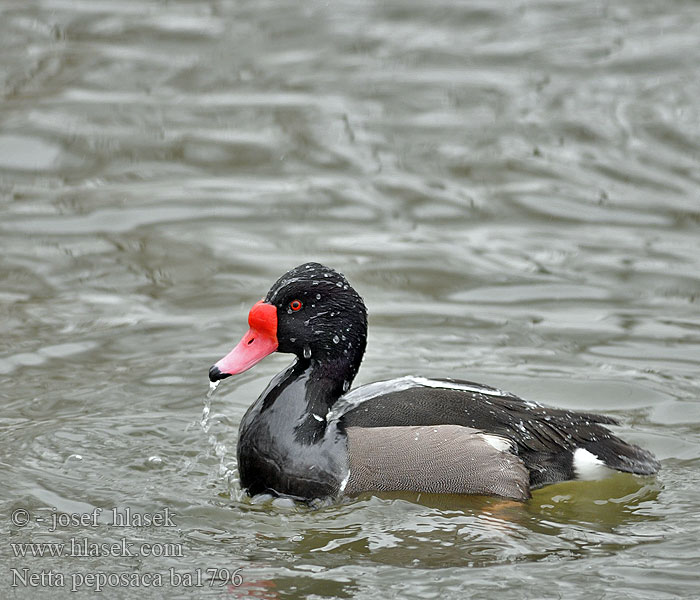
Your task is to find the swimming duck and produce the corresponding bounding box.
[209,263,659,502]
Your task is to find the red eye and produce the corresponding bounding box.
[290,300,302,311]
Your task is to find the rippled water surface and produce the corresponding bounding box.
[2,1,700,598]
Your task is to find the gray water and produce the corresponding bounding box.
[2,1,700,598]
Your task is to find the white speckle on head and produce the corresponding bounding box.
[479,433,514,453]
[573,447,612,480]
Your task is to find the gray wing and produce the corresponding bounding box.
[344,424,530,501]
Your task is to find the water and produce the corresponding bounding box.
[1,0,699,598]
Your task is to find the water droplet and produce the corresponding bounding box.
[335,281,342,287]
[201,401,211,432]
[342,380,350,392]
[303,346,312,359]
[332,335,340,344]
[207,380,220,398]
[214,441,226,458]
[316,293,321,300]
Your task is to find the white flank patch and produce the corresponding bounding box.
[338,470,350,493]
[573,448,613,480]
[479,433,514,453]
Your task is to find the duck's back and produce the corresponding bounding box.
[337,376,660,491]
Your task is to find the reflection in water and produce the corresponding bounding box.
[1,0,700,598]
[233,474,661,571]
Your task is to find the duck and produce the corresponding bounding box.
[209,262,660,502]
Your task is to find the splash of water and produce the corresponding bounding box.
[200,399,211,433]
[201,381,219,432]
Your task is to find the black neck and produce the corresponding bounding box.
[237,358,351,498]
[252,347,361,446]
